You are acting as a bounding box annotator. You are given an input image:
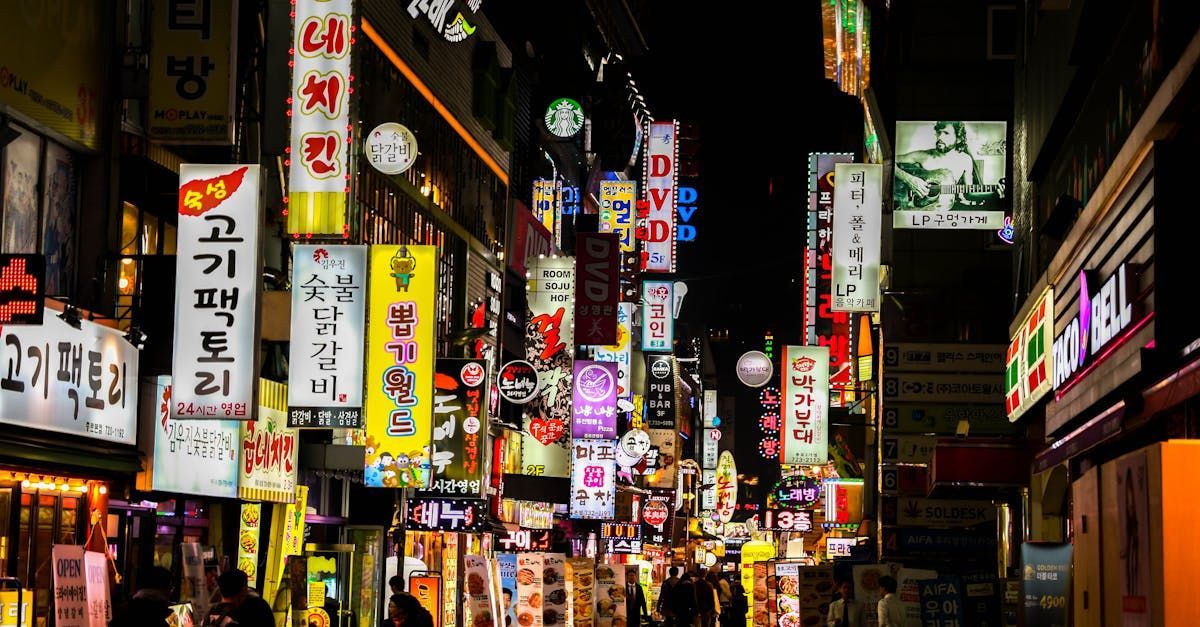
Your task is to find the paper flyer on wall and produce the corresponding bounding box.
[594,562,625,627]
[852,563,901,627]
[542,554,568,627]
[517,554,544,627]
[897,568,938,626]
[568,558,596,627]
[465,555,501,627]
[498,554,519,627]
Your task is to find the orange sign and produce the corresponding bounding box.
[410,574,443,627]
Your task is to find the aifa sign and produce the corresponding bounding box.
[1052,263,1137,390]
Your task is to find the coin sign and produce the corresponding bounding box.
[365,123,418,175]
[497,360,539,404]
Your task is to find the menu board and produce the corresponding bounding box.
[498,554,519,627]
[465,555,500,627]
[568,558,596,627]
[594,562,625,627]
[237,503,262,581]
[795,566,834,627]
[542,554,568,627]
[516,554,544,627]
[751,563,769,627]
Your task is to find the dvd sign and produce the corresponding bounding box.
[1052,263,1136,389]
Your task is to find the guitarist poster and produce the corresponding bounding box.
[893,121,1007,229]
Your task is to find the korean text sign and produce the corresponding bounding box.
[570,439,617,519]
[781,345,830,465]
[417,359,489,498]
[522,257,575,478]
[172,164,261,419]
[52,545,107,627]
[151,376,239,497]
[641,280,673,352]
[593,303,632,399]
[240,383,298,503]
[575,233,619,346]
[831,163,881,311]
[806,153,855,407]
[572,361,618,439]
[405,498,488,532]
[532,179,561,249]
[288,245,366,427]
[0,314,138,443]
[642,121,677,272]
[892,121,1007,230]
[365,245,437,488]
[600,181,636,252]
[288,0,353,235]
[148,0,235,143]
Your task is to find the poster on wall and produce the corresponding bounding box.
[172,164,261,420]
[411,573,444,627]
[593,303,632,399]
[1020,543,1070,627]
[852,563,901,627]
[918,576,965,626]
[831,163,882,312]
[575,233,619,346]
[287,244,366,428]
[150,377,239,498]
[465,555,500,627]
[523,257,576,479]
[773,562,801,627]
[570,439,617,519]
[893,121,1007,230]
[640,281,673,352]
[567,558,595,627]
[51,545,87,627]
[516,554,544,627]
[572,361,618,439]
[364,245,437,488]
[1116,451,1151,626]
[594,562,625,627]
[795,566,833,626]
[781,346,830,465]
[287,0,354,235]
[498,554,519,627]
[239,380,298,503]
[599,181,636,253]
[542,554,568,627]
[642,120,677,272]
[418,359,489,498]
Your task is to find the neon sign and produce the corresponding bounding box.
[1052,263,1136,389]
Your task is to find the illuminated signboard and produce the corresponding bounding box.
[823,480,864,524]
[642,120,677,272]
[495,529,552,552]
[600,181,636,253]
[1006,287,1054,421]
[522,257,575,478]
[677,186,698,242]
[1052,264,1137,390]
[757,386,780,460]
[569,439,617,519]
[404,498,488,532]
[545,98,584,138]
[767,474,822,510]
[641,280,673,352]
[827,538,855,559]
[593,303,632,399]
[408,0,484,43]
[831,163,882,312]
[532,179,561,249]
[0,254,44,325]
[806,153,856,407]
[760,509,813,532]
[781,346,830,465]
[892,121,1007,230]
[288,0,353,236]
[575,233,619,346]
[417,359,488,498]
[602,522,643,554]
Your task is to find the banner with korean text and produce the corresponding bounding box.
[364,245,437,488]
[806,153,856,408]
[533,180,561,249]
[570,439,617,519]
[575,233,619,346]
[641,281,673,352]
[594,303,633,399]
[642,121,677,272]
[599,181,636,252]
[148,0,235,143]
[240,379,298,503]
[781,346,829,465]
[288,0,354,235]
[172,164,261,420]
[288,245,366,427]
[832,164,881,312]
[417,359,489,498]
[572,361,618,439]
[523,257,575,478]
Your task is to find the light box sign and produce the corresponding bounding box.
[760,509,813,532]
[677,186,698,242]
[831,163,882,311]
[602,522,642,554]
[148,0,235,143]
[892,121,1007,230]
[642,120,677,272]
[641,488,675,545]
[806,153,856,407]
[715,451,738,523]
[781,346,829,465]
[495,530,552,552]
[1006,287,1055,421]
[593,303,632,399]
[0,314,138,444]
[405,498,488,532]
[287,0,353,236]
[287,245,366,428]
[1052,263,1137,390]
[641,280,673,352]
[599,181,636,253]
[417,359,488,498]
[572,361,618,439]
[364,245,437,488]
[575,233,619,346]
[0,254,44,325]
[522,257,575,478]
[570,439,616,519]
[150,377,239,498]
[240,380,298,503]
[172,164,261,420]
[532,180,561,249]
[881,373,1004,404]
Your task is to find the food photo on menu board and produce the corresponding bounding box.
[516,554,544,627]
[569,558,595,627]
[541,554,568,627]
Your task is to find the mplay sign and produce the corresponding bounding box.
[1052,263,1137,389]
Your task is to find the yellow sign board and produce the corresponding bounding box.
[364,245,437,487]
[0,590,32,627]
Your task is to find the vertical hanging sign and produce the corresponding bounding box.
[570,439,617,519]
[600,181,636,253]
[831,163,882,311]
[640,280,673,352]
[287,244,366,427]
[418,358,489,498]
[532,180,561,250]
[781,346,830,465]
[642,121,677,272]
[172,164,261,419]
[572,360,618,439]
[645,355,678,488]
[594,303,632,399]
[575,233,619,346]
[806,153,856,407]
[288,0,354,236]
[523,257,575,477]
[364,245,437,488]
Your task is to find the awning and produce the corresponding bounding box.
[0,430,142,476]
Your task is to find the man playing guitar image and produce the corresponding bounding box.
[894,120,1003,210]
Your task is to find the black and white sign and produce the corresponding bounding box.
[645,355,676,430]
[497,360,539,404]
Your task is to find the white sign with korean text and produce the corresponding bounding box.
[365,123,418,175]
[151,376,240,498]
[287,245,366,428]
[172,164,261,419]
[0,314,138,444]
[641,280,673,352]
[570,439,617,519]
[832,163,881,311]
[52,545,105,627]
[289,0,352,192]
[781,345,829,465]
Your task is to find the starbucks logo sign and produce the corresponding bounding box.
[544,98,584,138]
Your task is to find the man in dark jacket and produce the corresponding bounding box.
[203,570,275,626]
[657,567,681,627]
[669,573,698,627]
[627,574,649,627]
[695,572,717,627]
[110,566,173,627]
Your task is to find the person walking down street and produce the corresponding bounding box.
[658,567,681,627]
[202,570,275,627]
[728,579,748,627]
[875,577,903,627]
[696,572,718,627]
[669,572,698,627]
[825,580,864,627]
[627,576,649,627]
[109,565,173,627]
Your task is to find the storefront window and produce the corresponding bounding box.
[1,122,79,295]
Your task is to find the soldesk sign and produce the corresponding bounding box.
[1052,263,1138,390]
[897,498,996,528]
